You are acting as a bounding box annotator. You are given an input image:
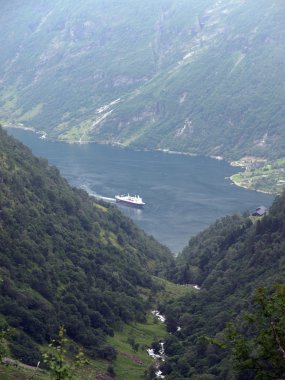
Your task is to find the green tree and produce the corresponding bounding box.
[221,285,285,380]
[43,326,87,380]
[127,336,139,352]
[0,328,9,362]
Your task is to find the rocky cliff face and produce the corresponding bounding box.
[1,0,285,161]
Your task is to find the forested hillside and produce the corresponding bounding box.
[160,192,285,379]
[1,1,285,374]
[0,127,173,366]
[1,125,284,379]
[1,0,285,164]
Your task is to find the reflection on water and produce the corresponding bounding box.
[117,204,143,220]
[7,128,274,253]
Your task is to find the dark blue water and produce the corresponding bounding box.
[8,129,273,253]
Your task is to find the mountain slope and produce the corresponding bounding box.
[99,0,285,161]
[0,0,212,139]
[0,127,173,365]
[1,0,285,164]
[160,192,285,379]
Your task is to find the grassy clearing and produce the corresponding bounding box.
[87,279,193,379]
[0,280,192,379]
[104,313,167,380]
[153,276,196,303]
[0,364,47,380]
[93,202,108,212]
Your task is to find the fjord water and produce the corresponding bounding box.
[9,129,273,253]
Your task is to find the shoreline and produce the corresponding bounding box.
[4,123,276,194]
[3,123,48,140]
[229,175,274,195]
[3,123,223,159]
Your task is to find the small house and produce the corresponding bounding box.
[252,206,267,217]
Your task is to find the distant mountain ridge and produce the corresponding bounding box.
[1,0,285,164]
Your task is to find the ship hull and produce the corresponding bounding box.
[115,198,145,208]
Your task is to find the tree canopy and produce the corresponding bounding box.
[0,127,173,365]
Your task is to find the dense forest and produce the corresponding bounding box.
[0,127,173,366]
[0,124,285,379]
[159,192,285,379]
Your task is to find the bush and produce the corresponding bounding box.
[98,345,117,361]
[10,331,41,366]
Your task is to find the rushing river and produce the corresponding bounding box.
[8,129,273,253]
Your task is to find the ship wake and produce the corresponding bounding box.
[80,185,116,203]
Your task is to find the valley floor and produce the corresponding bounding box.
[0,279,195,380]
